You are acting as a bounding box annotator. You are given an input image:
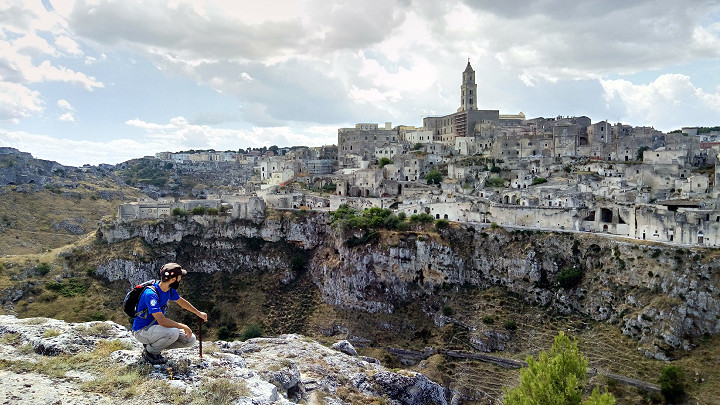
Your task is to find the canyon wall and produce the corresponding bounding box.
[97,211,720,357]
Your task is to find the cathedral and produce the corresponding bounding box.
[422,61,501,143]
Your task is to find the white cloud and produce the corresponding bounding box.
[58,112,75,122]
[57,99,73,110]
[601,73,720,130]
[0,128,170,166]
[2,0,720,164]
[126,116,336,154]
[0,82,43,120]
[54,35,83,56]
[12,33,55,56]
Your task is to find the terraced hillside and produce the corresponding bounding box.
[0,149,145,256]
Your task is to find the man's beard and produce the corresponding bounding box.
[170,281,180,289]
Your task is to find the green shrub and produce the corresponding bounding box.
[216,325,235,341]
[206,208,219,215]
[382,214,400,229]
[504,320,518,330]
[557,267,583,289]
[397,212,406,221]
[409,213,435,223]
[35,263,51,276]
[490,222,500,229]
[425,169,443,185]
[322,183,337,193]
[435,219,450,229]
[363,207,393,228]
[658,365,685,402]
[87,312,107,322]
[46,279,88,297]
[239,324,263,341]
[191,206,207,215]
[345,231,379,248]
[378,157,393,168]
[532,177,547,185]
[395,222,410,231]
[482,315,494,324]
[171,208,188,217]
[442,306,453,316]
[485,177,506,187]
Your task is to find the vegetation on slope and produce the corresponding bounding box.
[2,215,719,404]
[0,181,144,256]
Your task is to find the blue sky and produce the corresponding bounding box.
[1,0,720,166]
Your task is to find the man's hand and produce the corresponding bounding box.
[179,323,193,338]
[198,311,208,322]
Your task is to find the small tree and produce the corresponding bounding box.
[378,157,393,168]
[435,218,450,229]
[504,332,615,405]
[425,169,443,185]
[636,146,650,161]
[191,206,207,215]
[322,183,337,193]
[239,324,263,341]
[659,365,685,403]
[558,266,584,289]
[413,143,424,151]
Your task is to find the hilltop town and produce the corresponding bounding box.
[119,61,720,247]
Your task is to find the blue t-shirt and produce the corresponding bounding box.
[132,283,180,331]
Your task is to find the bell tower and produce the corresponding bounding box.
[460,59,477,111]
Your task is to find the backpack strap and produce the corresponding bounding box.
[135,285,168,329]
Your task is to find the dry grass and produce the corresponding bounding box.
[42,328,61,338]
[184,378,249,404]
[81,365,147,397]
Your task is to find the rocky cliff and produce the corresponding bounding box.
[0,315,455,404]
[96,213,720,360]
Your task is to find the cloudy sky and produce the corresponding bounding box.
[1,0,720,166]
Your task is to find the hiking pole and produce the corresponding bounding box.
[197,316,203,359]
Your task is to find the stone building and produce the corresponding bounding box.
[422,61,500,144]
[338,123,400,161]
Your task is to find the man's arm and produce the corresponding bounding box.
[151,311,193,338]
[175,297,208,322]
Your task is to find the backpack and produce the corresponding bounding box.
[123,280,160,318]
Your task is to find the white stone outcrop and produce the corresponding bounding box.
[0,316,455,404]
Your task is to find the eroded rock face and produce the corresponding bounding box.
[309,226,720,354]
[99,211,327,250]
[94,215,720,355]
[0,316,455,405]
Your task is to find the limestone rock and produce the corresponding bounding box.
[332,340,358,356]
[373,370,452,405]
[0,316,457,404]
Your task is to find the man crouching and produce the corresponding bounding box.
[133,263,208,364]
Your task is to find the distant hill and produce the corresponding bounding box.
[115,156,254,199]
[0,147,146,255]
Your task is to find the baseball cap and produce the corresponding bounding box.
[160,262,187,280]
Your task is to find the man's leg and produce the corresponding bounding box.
[134,325,181,355]
[165,331,196,350]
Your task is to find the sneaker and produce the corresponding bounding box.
[142,349,166,365]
